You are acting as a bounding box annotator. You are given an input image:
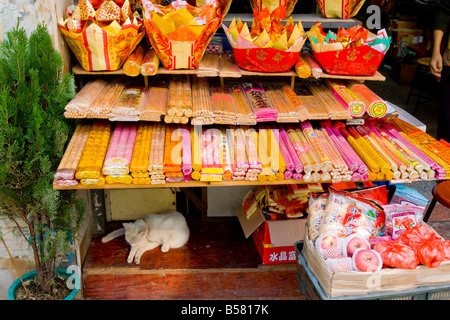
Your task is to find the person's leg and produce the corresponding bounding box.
[437,65,450,142]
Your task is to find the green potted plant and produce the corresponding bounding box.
[0,23,85,300]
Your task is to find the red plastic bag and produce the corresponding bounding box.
[417,239,446,268]
[373,241,419,269]
[396,224,436,252]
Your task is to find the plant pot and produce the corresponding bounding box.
[8,268,80,300]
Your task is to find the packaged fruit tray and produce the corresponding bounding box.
[299,230,450,298]
[295,241,450,300]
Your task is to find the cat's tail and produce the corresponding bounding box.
[102,228,126,243]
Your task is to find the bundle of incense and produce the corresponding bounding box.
[347,126,392,175]
[323,122,368,176]
[268,128,285,176]
[308,83,351,119]
[197,52,220,77]
[337,124,381,174]
[232,127,249,179]
[219,52,242,78]
[130,122,153,182]
[76,121,112,180]
[275,127,294,179]
[220,127,233,180]
[226,127,237,179]
[295,53,312,78]
[191,77,214,125]
[201,128,223,181]
[356,125,401,179]
[55,123,92,182]
[181,125,192,176]
[279,127,303,180]
[87,81,126,119]
[109,87,147,121]
[266,85,298,123]
[326,79,366,117]
[140,84,168,121]
[297,94,329,120]
[345,80,387,118]
[191,125,202,177]
[245,129,261,181]
[286,125,314,174]
[281,85,310,122]
[257,127,275,180]
[381,121,442,173]
[241,83,277,122]
[302,53,322,78]
[103,122,138,176]
[80,176,105,186]
[64,79,108,118]
[123,44,146,77]
[148,123,166,184]
[316,128,352,182]
[163,125,182,177]
[232,87,256,125]
[300,121,333,172]
[105,175,133,184]
[402,128,450,178]
[140,48,160,76]
[166,78,193,121]
[210,87,237,124]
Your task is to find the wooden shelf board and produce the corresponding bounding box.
[72,63,385,81]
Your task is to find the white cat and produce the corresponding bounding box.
[102,211,190,264]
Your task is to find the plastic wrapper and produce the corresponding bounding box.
[319,187,383,240]
[140,47,160,76]
[123,44,146,76]
[315,0,366,19]
[383,204,424,239]
[396,223,437,251]
[241,83,276,122]
[307,193,329,241]
[108,86,147,120]
[417,239,447,268]
[373,240,420,269]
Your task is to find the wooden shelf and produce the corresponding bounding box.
[72,64,386,82]
[53,177,436,190]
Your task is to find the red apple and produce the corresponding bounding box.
[352,248,382,272]
[344,234,370,257]
[315,233,342,259]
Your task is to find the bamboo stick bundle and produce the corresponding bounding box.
[191,77,214,125]
[308,83,351,119]
[130,122,153,182]
[219,52,242,78]
[76,121,112,180]
[232,87,256,125]
[298,94,329,120]
[281,85,310,122]
[241,83,277,122]
[140,47,160,76]
[266,85,298,123]
[123,44,146,77]
[197,52,220,77]
[210,87,237,124]
[87,81,126,119]
[64,79,108,118]
[108,87,147,121]
[54,122,92,186]
[166,79,192,120]
[140,84,168,121]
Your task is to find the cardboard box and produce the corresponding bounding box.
[237,206,306,264]
[391,28,423,45]
[391,19,417,30]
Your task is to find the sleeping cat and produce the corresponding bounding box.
[102,210,190,264]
